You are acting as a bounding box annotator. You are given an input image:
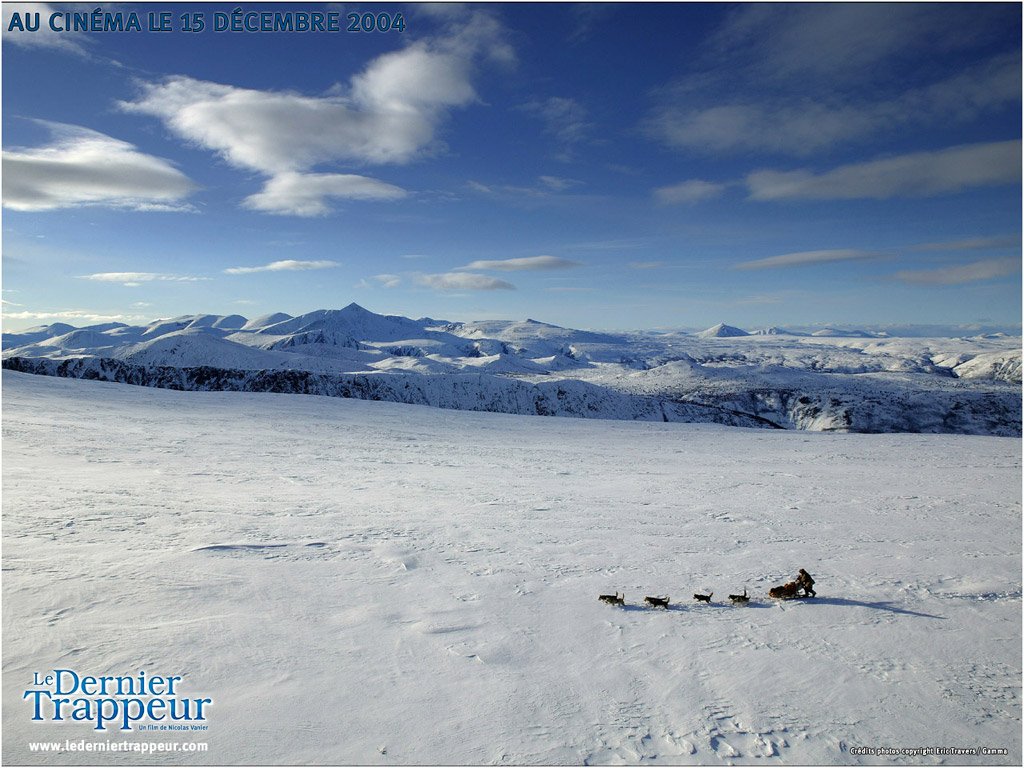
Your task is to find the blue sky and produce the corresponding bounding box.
[2,2,1021,333]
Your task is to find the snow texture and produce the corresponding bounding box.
[2,372,1021,765]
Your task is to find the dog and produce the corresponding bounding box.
[598,592,625,606]
[693,592,713,603]
[728,589,750,604]
[644,595,670,609]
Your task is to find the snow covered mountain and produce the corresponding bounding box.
[697,323,750,338]
[4,305,1021,435]
[752,326,805,336]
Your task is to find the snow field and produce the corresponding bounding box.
[2,372,1020,765]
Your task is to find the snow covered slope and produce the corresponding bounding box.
[2,373,1020,765]
[3,305,1020,435]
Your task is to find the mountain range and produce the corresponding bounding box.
[4,303,1021,435]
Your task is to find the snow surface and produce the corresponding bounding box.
[2,372,1020,765]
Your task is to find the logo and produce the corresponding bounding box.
[24,669,212,731]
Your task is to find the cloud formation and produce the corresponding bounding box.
[646,5,1019,156]
[654,179,727,204]
[2,3,88,54]
[746,141,1021,201]
[733,249,883,271]
[893,257,1020,286]
[121,11,510,215]
[3,309,139,324]
[459,255,582,271]
[372,274,402,288]
[224,260,340,275]
[3,123,195,212]
[243,173,407,216]
[466,175,585,201]
[910,235,1021,252]
[415,273,516,291]
[79,272,207,287]
[123,57,472,172]
[708,4,1010,86]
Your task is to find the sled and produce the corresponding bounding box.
[768,581,813,599]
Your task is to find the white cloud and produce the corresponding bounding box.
[119,11,509,215]
[2,122,195,212]
[746,141,1021,201]
[223,260,340,275]
[2,3,88,54]
[373,274,403,288]
[122,44,481,172]
[459,255,582,272]
[415,273,515,291]
[3,309,139,324]
[654,179,727,204]
[243,172,407,216]
[80,272,208,287]
[893,257,1021,286]
[733,249,883,271]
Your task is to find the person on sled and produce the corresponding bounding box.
[796,568,816,597]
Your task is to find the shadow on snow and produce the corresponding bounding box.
[795,596,946,620]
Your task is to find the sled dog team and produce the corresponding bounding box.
[599,569,815,609]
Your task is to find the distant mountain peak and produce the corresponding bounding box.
[810,328,877,338]
[698,323,750,338]
[753,326,805,337]
[340,302,371,314]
